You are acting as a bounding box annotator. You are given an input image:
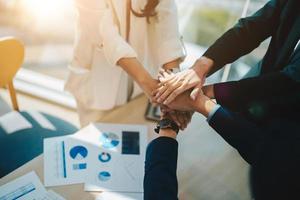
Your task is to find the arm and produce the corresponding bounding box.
[117,58,158,98]
[203,0,285,74]
[152,0,285,103]
[74,1,158,97]
[205,56,300,112]
[153,0,185,69]
[166,90,265,165]
[144,129,178,200]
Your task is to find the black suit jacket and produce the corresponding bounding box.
[203,0,300,117]
[144,1,300,199]
[143,108,300,200]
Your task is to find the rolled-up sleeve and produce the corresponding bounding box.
[72,0,137,71]
[99,8,137,66]
[154,0,185,67]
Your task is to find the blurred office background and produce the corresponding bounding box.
[0,0,269,108]
[0,0,269,199]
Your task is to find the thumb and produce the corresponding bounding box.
[190,83,202,100]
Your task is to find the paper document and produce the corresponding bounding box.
[96,192,143,200]
[0,171,65,200]
[44,136,87,186]
[44,123,147,193]
[82,123,147,192]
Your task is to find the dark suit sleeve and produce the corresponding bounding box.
[209,107,266,165]
[214,54,300,112]
[144,137,178,200]
[203,0,284,73]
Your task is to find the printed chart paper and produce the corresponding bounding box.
[44,123,147,193]
[96,192,143,200]
[44,136,88,186]
[0,171,65,200]
[76,123,147,192]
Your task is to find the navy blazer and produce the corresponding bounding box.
[204,0,300,117]
[143,107,300,200]
[144,137,179,200]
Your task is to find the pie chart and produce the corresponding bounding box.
[98,171,111,182]
[69,146,88,160]
[99,132,119,149]
[98,152,111,163]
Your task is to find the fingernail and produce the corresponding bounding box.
[157,98,162,103]
[155,93,160,98]
[163,100,168,105]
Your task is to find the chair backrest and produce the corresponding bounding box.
[0,37,25,111]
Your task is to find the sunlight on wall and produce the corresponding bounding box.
[20,0,73,31]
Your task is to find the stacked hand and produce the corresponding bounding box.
[151,56,216,126]
[154,56,214,104]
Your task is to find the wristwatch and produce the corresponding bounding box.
[154,119,179,134]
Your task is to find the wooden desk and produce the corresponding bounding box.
[0,95,156,200]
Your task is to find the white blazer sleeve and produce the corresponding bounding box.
[71,0,137,72]
[99,8,137,66]
[154,0,185,67]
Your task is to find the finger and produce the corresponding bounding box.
[188,112,193,123]
[190,83,202,100]
[159,72,176,84]
[170,112,181,127]
[179,113,187,130]
[157,80,181,104]
[154,85,169,99]
[160,105,172,114]
[163,79,191,104]
[177,112,186,130]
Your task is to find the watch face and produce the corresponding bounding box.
[160,119,172,129]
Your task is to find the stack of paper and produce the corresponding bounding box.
[43,123,147,199]
[0,171,65,200]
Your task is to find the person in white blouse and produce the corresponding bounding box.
[65,0,190,127]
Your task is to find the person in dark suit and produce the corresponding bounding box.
[144,0,300,199]
[145,87,300,200]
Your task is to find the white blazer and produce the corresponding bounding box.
[65,0,185,110]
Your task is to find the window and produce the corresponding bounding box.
[0,0,76,108]
[176,0,269,83]
[0,0,269,108]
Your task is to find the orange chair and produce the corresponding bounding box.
[0,37,78,178]
[0,37,24,111]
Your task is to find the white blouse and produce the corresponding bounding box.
[65,0,185,110]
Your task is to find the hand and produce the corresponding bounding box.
[140,78,160,104]
[164,90,198,112]
[167,89,216,118]
[202,84,215,99]
[162,110,193,130]
[154,56,214,105]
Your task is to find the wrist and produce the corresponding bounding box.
[194,96,216,117]
[193,56,214,77]
[159,128,177,139]
[139,77,158,95]
[202,85,215,99]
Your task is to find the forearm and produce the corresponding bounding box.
[117,57,158,95]
[213,71,300,112]
[208,107,265,164]
[203,0,282,74]
[144,129,178,200]
[192,95,217,118]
